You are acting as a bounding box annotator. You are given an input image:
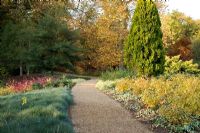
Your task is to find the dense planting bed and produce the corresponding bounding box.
[96,75,200,132]
[0,87,74,133]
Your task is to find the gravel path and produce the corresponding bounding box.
[71,79,152,133]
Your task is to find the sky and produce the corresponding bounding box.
[167,0,200,20]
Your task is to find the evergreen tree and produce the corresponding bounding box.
[124,0,165,76]
[0,4,81,75]
[0,20,39,76]
[36,5,81,71]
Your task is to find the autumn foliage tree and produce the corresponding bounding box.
[161,11,199,60]
[76,0,130,71]
[73,0,168,72]
[124,0,165,76]
[168,37,193,61]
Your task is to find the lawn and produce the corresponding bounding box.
[0,87,74,133]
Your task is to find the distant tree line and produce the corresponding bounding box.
[0,0,200,77]
[0,1,81,76]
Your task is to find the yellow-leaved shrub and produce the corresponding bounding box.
[115,78,133,93]
[132,77,150,95]
[158,75,200,124]
[116,74,200,124]
[0,87,14,96]
[116,78,149,95]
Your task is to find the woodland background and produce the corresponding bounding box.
[0,0,200,77]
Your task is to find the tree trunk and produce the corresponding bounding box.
[27,66,30,76]
[20,65,23,76]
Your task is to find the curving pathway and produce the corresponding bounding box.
[70,79,152,133]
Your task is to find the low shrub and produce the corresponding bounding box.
[157,75,200,124]
[0,75,77,96]
[60,77,73,88]
[115,74,200,129]
[46,76,73,89]
[0,87,13,96]
[115,78,132,93]
[0,77,50,96]
[100,68,135,81]
[46,80,60,88]
[116,77,151,96]
[115,92,142,111]
[32,83,43,90]
[95,80,117,91]
[96,80,142,112]
[7,76,52,92]
[165,55,200,75]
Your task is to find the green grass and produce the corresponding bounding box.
[0,87,74,133]
[100,69,135,81]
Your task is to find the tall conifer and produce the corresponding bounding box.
[124,0,165,76]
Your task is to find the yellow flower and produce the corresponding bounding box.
[21,97,27,106]
[47,78,52,83]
